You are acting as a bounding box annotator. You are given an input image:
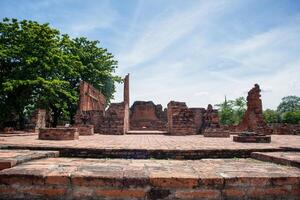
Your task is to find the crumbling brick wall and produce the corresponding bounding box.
[99,103,126,135]
[74,81,106,128]
[236,84,272,134]
[167,101,197,135]
[130,101,167,131]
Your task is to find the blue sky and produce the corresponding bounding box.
[1,0,300,109]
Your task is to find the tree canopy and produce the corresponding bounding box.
[0,18,121,128]
[215,97,246,125]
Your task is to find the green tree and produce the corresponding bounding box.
[215,96,246,125]
[215,97,235,125]
[232,97,246,124]
[263,109,281,124]
[0,18,121,128]
[282,110,300,124]
[277,96,300,113]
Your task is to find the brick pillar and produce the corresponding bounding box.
[123,74,130,133]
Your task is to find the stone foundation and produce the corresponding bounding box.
[39,128,79,140]
[76,125,94,136]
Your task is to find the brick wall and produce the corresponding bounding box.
[130,101,167,131]
[39,128,79,140]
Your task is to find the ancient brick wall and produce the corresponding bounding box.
[270,123,300,135]
[99,103,126,135]
[130,101,167,131]
[78,81,106,112]
[28,109,47,132]
[75,81,106,130]
[167,101,197,135]
[236,84,272,134]
[39,128,79,140]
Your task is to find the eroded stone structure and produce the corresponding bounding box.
[236,84,272,134]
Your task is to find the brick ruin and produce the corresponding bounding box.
[130,101,167,131]
[235,84,272,134]
[34,76,289,136]
[72,74,222,135]
[74,74,130,135]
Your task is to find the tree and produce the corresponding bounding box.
[215,97,235,125]
[215,96,246,125]
[282,110,300,124]
[263,109,281,124]
[0,18,121,128]
[277,96,300,113]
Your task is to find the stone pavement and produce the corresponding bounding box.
[252,151,300,168]
[0,157,299,200]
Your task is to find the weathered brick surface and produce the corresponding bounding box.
[130,101,167,131]
[236,84,272,134]
[76,125,94,135]
[100,102,127,135]
[167,101,197,135]
[251,152,300,168]
[233,135,271,143]
[1,134,300,159]
[203,129,230,137]
[0,158,299,200]
[0,150,59,170]
[39,128,79,140]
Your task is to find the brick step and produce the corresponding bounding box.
[251,151,300,168]
[126,130,168,135]
[0,158,299,200]
[0,150,59,170]
[2,145,284,159]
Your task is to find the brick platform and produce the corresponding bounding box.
[0,150,59,170]
[252,152,300,168]
[0,158,299,200]
[39,128,79,140]
[76,125,94,136]
[203,131,230,138]
[233,135,271,143]
[1,135,299,159]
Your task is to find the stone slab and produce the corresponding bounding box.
[0,158,299,200]
[252,152,300,168]
[0,150,59,170]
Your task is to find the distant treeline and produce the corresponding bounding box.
[216,96,300,125]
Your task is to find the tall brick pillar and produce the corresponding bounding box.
[123,74,130,133]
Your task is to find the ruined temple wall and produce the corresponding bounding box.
[99,103,126,135]
[78,81,106,112]
[236,84,272,134]
[130,101,167,131]
[167,101,197,135]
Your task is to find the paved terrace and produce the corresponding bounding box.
[0,157,299,199]
[0,134,299,159]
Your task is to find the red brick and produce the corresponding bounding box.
[223,188,245,198]
[45,176,69,185]
[150,177,198,188]
[175,189,220,199]
[95,189,146,198]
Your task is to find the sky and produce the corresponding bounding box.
[1,0,300,109]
